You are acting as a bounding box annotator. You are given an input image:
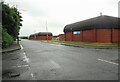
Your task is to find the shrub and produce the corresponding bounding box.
[2,29,14,48]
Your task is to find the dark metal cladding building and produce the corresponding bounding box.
[64,15,120,43]
[29,32,53,40]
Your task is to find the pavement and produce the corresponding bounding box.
[2,41,35,80]
[2,42,21,53]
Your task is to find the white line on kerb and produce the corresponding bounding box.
[20,44,23,50]
[98,58,119,65]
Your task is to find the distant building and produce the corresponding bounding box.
[29,32,53,40]
[64,15,120,43]
[58,34,65,41]
[53,35,58,40]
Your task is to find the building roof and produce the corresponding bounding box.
[64,15,119,32]
[37,32,53,36]
[29,32,53,37]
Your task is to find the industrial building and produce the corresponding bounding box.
[29,32,53,40]
[64,15,119,43]
[58,34,65,41]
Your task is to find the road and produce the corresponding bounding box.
[19,39,118,80]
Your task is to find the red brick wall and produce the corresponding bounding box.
[59,34,65,41]
[36,36,52,40]
[73,31,83,41]
[73,34,80,41]
[65,32,73,41]
[112,29,120,43]
[96,29,111,43]
[82,29,96,42]
[65,29,119,43]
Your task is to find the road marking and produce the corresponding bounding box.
[13,65,29,68]
[49,44,63,46]
[31,73,34,78]
[20,44,23,50]
[98,58,119,65]
[23,55,30,63]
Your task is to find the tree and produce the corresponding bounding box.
[2,2,23,40]
[2,2,23,48]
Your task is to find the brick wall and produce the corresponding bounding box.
[65,28,119,43]
[96,29,111,43]
[73,31,83,41]
[65,32,73,41]
[112,29,120,43]
[59,34,65,41]
[82,29,96,42]
[36,36,52,40]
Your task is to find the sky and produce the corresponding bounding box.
[4,0,120,36]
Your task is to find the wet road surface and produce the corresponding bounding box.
[20,39,118,80]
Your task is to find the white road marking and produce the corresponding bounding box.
[49,44,63,46]
[98,58,119,65]
[20,44,23,50]
[23,55,30,63]
[50,60,61,69]
[12,65,29,68]
[31,73,34,78]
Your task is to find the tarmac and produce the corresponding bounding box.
[1,40,119,81]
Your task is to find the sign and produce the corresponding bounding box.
[73,31,80,34]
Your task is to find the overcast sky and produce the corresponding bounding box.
[4,0,119,36]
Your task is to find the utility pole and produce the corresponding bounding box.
[34,30,36,39]
[46,20,48,41]
[100,12,102,16]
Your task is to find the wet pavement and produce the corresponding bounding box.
[2,47,34,80]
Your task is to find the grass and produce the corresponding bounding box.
[29,39,119,47]
[47,40,119,47]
